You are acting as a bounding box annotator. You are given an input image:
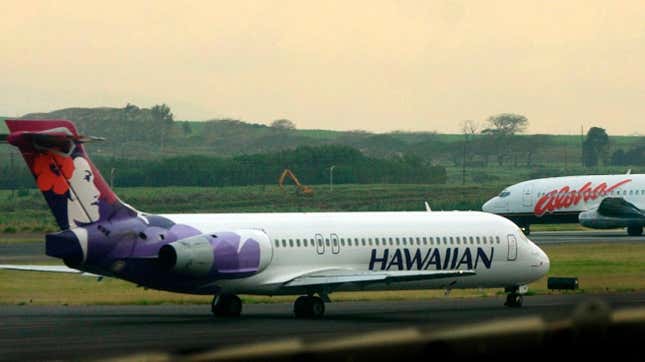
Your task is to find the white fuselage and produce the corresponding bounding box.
[483,174,645,219]
[163,211,549,295]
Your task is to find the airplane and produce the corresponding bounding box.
[0,119,550,317]
[482,173,645,236]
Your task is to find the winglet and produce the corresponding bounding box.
[424,201,432,212]
[627,169,632,175]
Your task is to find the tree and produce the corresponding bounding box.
[481,113,528,166]
[460,120,478,184]
[270,119,296,129]
[482,113,528,136]
[151,104,174,152]
[582,127,609,167]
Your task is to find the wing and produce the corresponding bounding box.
[0,264,98,276]
[283,269,475,288]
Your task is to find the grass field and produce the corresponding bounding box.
[0,183,503,234]
[1,243,643,305]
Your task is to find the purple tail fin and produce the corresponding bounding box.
[5,119,135,230]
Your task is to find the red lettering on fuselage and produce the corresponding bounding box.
[533,179,631,216]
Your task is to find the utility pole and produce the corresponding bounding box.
[329,165,336,192]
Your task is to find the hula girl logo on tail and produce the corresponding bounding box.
[6,120,124,230]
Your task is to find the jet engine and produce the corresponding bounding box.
[579,197,645,229]
[158,229,272,278]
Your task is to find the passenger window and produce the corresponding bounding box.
[311,239,315,247]
[362,239,366,246]
[282,240,287,247]
[275,240,280,248]
[369,239,373,246]
[296,239,301,247]
[341,239,345,246]
[443,237,447,245]
[303,239,308,247]
[289,239,294,247]
[348,239,352,246]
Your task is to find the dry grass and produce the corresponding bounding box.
[1,243,644,305]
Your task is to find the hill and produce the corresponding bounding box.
[4,106,645,186]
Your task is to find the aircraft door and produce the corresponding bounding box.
[316,233,325,255]
[522,185,533,208]
[331,233,340,254]
[507,234,518,261]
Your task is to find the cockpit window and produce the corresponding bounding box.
[499,190,511,198]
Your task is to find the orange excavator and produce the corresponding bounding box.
[278,169,314,197]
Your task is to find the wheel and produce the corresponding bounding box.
[504,293,523,308]
[310,297,325,318]
[627,225,643,236]
[212,294,242,317]
[294,296,325,318]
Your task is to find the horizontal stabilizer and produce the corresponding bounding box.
[284,269,475,288]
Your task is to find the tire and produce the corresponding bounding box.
[294,296,325,319]
[294,296,310,318]
[504,293,523,308]
[212,294,242,317]
[310,297,325,318]
[627,225,643,236]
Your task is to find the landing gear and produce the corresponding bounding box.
[212,293,242,317]
[627,225,643,236]
[504,293,523,308]
[504,285,527,308]
[293,295,325,319]
[521,225,531,235]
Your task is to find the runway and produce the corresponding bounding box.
[1,292,644,361]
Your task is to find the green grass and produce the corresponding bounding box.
[0,183,502,235]
[1,243,643,305]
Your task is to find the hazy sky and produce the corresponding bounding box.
[2,1,644,134]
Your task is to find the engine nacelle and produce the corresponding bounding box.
[579,209,633,229]
[158,229,273,278]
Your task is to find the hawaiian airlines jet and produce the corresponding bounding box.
[0,120,549,317]
[483,174,645,236]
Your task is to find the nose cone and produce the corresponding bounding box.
[536,245,550,277]
[482,197,496,212]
